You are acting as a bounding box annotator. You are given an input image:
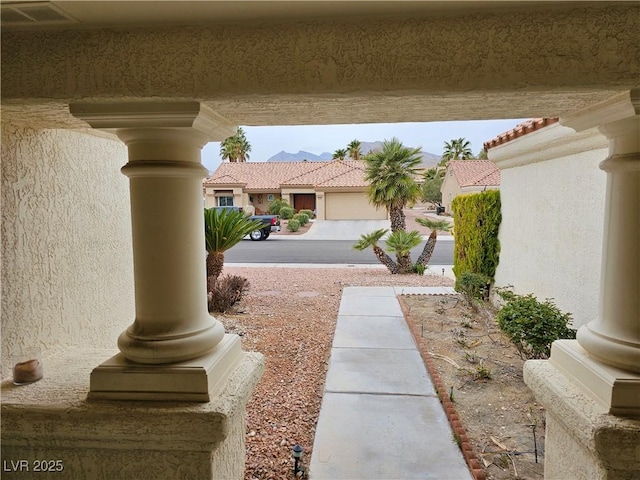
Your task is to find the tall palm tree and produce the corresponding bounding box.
[385,230,422,274]
[353,228,398,274]
[441,137,473,164]
[219,136,237,162]
[234,127,251,162]
[364,137,422,233]
[415,218,452,267]
[347,139,362,160]
[204,208,263,286]
[219,127,251,162]
[332,148,347,161]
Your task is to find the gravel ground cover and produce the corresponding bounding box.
[217,265,453,479]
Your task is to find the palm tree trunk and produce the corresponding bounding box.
[206,251,224,289]
[396,252,413,274]
[373,246,399,274]
[417,231,438,266]
[389,205,406,233]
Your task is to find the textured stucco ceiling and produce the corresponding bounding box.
[1,2,638,131]
[2,1,622,31]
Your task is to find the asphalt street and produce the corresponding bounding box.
[224,239,454,265]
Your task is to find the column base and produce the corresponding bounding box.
[1,347,264,479]
[524,347,640,479]
[549,340,640,416]
[89,334,243,402]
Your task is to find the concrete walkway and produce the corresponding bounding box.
[310,286,472,480]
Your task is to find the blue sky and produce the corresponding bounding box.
[201,119,527,172]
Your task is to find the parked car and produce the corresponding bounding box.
[210,206,281,241]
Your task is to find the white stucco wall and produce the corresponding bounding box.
[1,125,135,379]
[491,124,608,328]
[441,169,462,213]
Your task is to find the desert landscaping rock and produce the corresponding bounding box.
[219,266,451,479]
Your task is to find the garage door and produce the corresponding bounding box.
[325,192,387,220]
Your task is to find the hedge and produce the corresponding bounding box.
[452,190,501,290]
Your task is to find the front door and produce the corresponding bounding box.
[293,194,316,212]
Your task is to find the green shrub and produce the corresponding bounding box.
[268,199,289,215]
[208,275,250,313]
[299,209,315,219]
[279,206,295,219]
[496,290,576,359]
[412,263,426,275]
[293,212,309,225]
[287,218,301,232]
[452,190,501,291]
[457,271,491,300]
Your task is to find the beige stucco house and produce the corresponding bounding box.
[2,2,638,479]
[204,160,387,220]
[440,160,501,213]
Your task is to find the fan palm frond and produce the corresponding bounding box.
[353,228,389,250]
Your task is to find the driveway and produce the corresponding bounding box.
[302,220,391,240]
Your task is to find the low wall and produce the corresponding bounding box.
[1,125,134,379]
[489,123,608,328]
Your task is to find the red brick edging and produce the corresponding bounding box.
[398,294,487,480]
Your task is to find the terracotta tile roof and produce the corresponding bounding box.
[483,117,559,150]
[283,160,368,187]
[317,163,369,188]
[204,160,370,189]
[449,160,501,187]
[206,173,246,185]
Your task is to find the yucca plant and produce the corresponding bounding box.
[204,208,263,284]
[353,228,398,274]
[415,218,452,267]
[385,230,422,273]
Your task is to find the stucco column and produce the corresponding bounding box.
[69,102,247,400]
[576,115,640,373]
[117,128,224,364]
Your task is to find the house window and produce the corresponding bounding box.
[267,194,275,202]
[218,196,234,207]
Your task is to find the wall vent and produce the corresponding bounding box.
[1,2,78,27]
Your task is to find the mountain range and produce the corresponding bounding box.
[267,141,441,168]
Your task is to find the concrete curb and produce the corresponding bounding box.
[398,294,488,480]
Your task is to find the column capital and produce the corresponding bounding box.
[560,89,640,132]
[69,101,237,142]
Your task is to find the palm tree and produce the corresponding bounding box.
[353,229,398,274]
[423,167,445,180]
[364,137,422,233]
[219,136,237,162]
[415,218,452,267]
[219,127,251,162]
[347,139,362,160]
[234,127,251,162]
[204,208,263,286]
[441,137,473,165]
[385,230,422,274]
[332,148,347,161]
